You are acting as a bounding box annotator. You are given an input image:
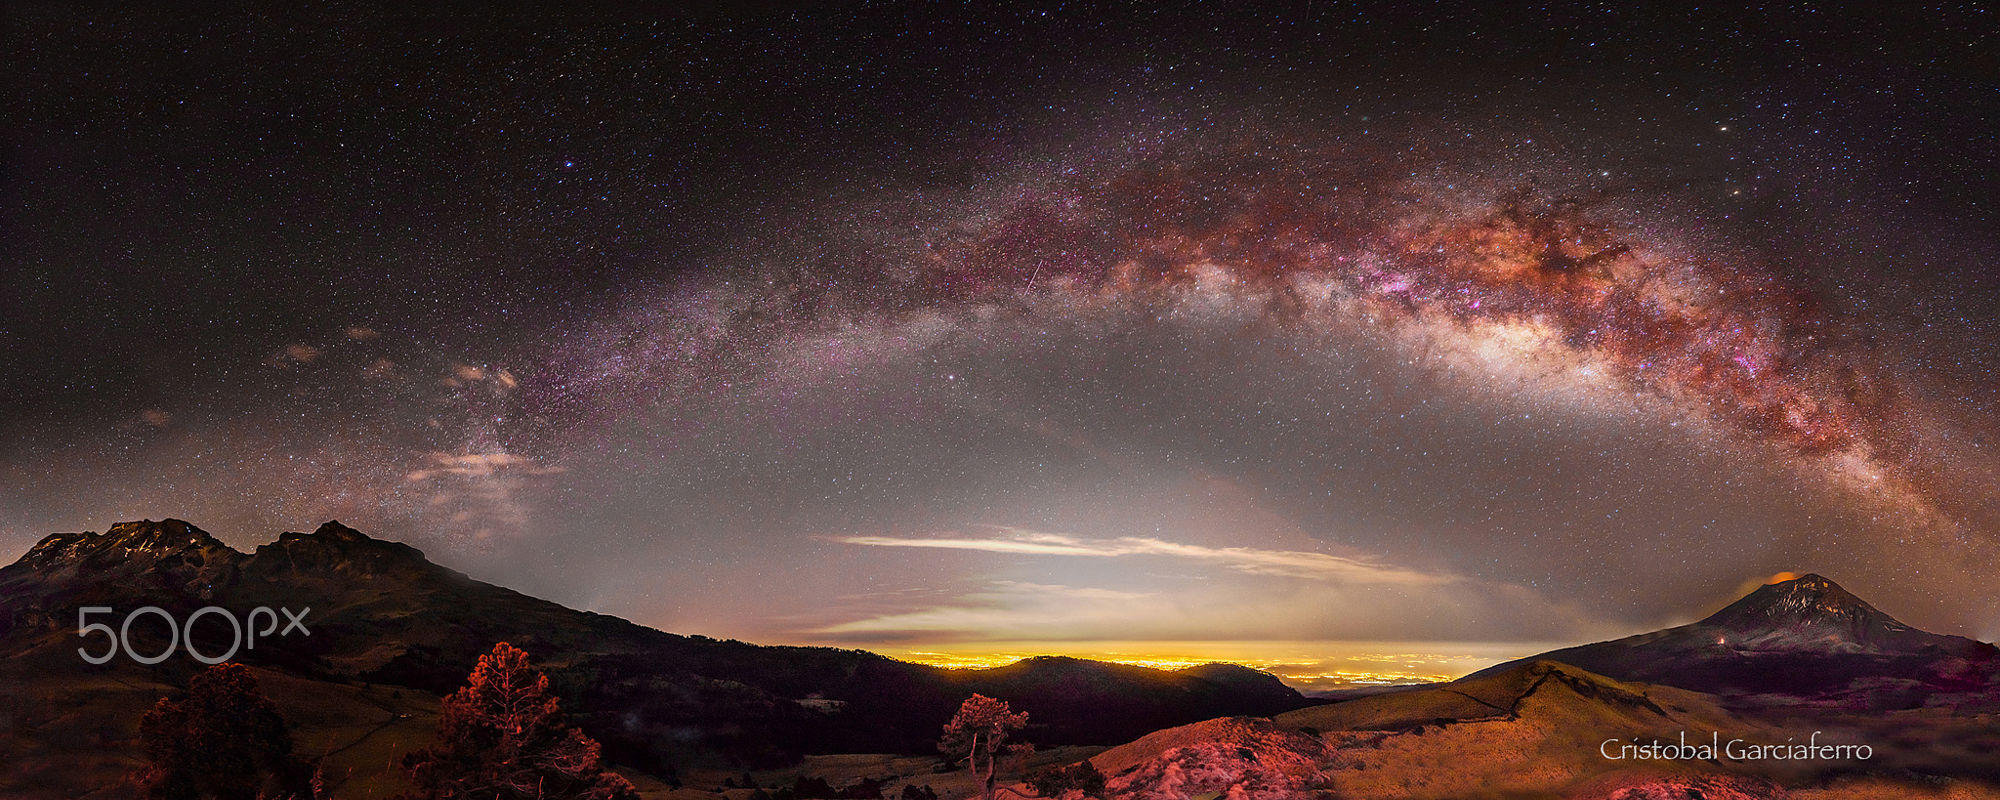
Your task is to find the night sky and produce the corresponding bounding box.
[5,3,1997,687]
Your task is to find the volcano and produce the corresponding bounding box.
[1699,573,1949,651]
[1469,573,1998,699]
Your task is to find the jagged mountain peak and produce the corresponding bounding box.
[0,518,446,614]
[309,519,369,542]
[262,519,420,552]
[15,518,239,572]
[1,520,244,618]
[105,518,223,546]
[249,520,434,577]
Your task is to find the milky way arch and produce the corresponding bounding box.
[532,136,1964,544]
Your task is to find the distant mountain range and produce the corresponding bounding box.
[0,519,1310,792]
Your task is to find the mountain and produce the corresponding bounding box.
[3,519,239,615]
[1277,659,1747,734]
[1275,660,1777,798]
[1700,573,1958,652]
[941,656,1305,747]
[1468,573,1999,700]
[1060,661,1776,799]
[0,518,1312,794]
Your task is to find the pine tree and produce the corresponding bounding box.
[136,662,309,800]
[400,642,638,800]
[938,695,1029,800]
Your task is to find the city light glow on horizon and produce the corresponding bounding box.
[873,640,1559,692]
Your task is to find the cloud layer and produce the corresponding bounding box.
[836,526,1447,584]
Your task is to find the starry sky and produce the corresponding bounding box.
[5,3,1997,687]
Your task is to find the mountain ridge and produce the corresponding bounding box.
[0,518,1314,777]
